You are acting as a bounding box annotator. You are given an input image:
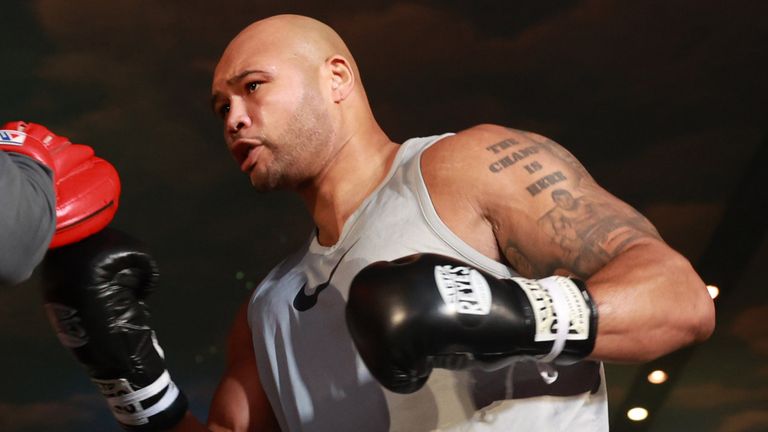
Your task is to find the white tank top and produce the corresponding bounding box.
[248,134,608,432]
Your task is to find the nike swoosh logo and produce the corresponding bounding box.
[293,239,360,312]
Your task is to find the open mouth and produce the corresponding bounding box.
[231,138,263,173]
[241,145,265,173]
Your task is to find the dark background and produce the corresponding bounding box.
[1,1,766,431]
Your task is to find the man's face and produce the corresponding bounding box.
[211,40,333,191]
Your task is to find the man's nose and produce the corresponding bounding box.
[226,99,252,134]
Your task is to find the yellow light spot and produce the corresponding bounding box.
[390,307,407,326]
[627,407,649,421]
[707,285,719,299]
[647,370,668,384]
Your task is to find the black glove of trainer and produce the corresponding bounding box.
[41,228,188,431]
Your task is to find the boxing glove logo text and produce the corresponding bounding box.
[513,277,591,342]
[434,265,492,315]
[92,377,149,425]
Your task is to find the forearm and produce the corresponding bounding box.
[0,152,55,285]
[586,239,715,363]
[128,410,232,432]
[169,412,211,432]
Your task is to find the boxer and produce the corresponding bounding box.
[203,15,714,431]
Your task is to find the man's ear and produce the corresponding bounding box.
[327,55,355,102]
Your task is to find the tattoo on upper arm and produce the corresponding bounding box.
[485,138,540,173]
[485,138,519,154]
[520,130,594,182]
[525,171,567,196]
[485,131,590,192]
[485,129,661,278]
[523,161,543,174]
[534,188,661,278]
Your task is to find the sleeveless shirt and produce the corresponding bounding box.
[248,134,608,431]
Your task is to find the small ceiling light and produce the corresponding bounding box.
[706,285,719,299]
[647,370,668,384]
[627,407,649,421]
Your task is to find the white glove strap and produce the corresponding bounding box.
[93,370,179,426]
[513,275,591,363]
[537,276,572,363]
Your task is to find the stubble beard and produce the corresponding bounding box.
[250,88,334,192]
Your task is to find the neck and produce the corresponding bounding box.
[297,124,399,246]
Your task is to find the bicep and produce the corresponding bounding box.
[207,301,279,432]
[482,130,661,279]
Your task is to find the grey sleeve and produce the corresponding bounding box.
[0,152,56,286]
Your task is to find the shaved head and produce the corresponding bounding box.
[215,14,359,87]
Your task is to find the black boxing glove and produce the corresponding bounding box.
[346,253,598,394]
[41,229,188,431]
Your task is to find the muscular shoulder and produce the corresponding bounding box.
[422,124,663,279]
[423,124,523,163]
[419,124,568,261]
[421,124,589,202]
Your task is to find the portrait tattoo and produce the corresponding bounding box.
[536,188,661,277]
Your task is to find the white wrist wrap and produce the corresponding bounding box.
[513,275,591,362]
[92,370,180,426]
[537,276,572,363]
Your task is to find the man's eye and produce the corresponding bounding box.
[247,82,260,93]
[219,104,230,118]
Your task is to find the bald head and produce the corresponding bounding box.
[214,15,359,91]
[228,15,355,70]
[211,14,373,121]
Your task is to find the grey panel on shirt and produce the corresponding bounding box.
[0,152,55,285]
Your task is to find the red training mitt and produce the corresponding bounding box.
[0,121,121,248]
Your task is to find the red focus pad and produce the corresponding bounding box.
[1,120,121,248]
[50,151,121,249]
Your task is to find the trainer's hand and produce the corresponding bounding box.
[0,121,120,248]
[41,229,188,431]
[346,253,599,394]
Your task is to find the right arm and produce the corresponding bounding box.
[0,151,55,285]
[172,301,279,432]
